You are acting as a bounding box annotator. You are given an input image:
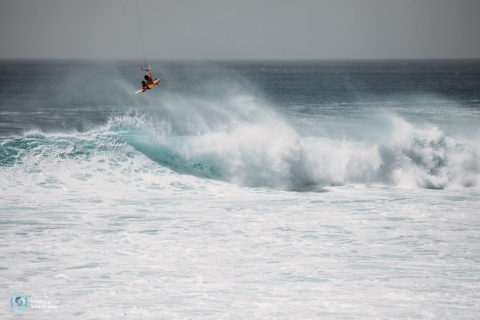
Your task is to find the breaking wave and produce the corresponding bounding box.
[0,93,478,191]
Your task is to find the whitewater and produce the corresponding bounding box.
[1,60,480,318]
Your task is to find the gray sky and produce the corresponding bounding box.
[1,0,480,60]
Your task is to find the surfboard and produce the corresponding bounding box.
[135,79,161,93]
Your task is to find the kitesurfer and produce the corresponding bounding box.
[136,64,160,93]
[142,69,154,90]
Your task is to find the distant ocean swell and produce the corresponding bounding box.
[1,96,478,191]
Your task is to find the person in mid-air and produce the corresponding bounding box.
[136,64,160,93]
[142,69,154,90]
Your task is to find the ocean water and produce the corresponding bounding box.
[1,60,480,318]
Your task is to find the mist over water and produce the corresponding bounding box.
[1,60,480,318]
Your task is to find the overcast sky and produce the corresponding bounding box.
[1,0,480,60]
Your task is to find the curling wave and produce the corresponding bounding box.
[1,93,477,191]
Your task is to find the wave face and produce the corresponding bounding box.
[1,96,478,191]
